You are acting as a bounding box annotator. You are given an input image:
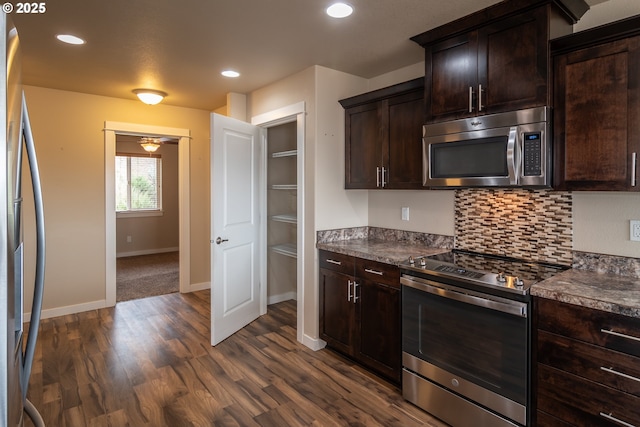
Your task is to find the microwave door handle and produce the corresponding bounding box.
[507,126,518,185]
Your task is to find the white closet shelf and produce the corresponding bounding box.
[272,149,297,158]
[270,243,297,259]
[271,184,297,190]
[271,214,297,224]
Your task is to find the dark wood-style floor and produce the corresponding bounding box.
[24,290,448,427]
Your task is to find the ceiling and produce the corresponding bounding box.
[12,0,602,111]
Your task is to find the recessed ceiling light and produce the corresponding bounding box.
[56,34,85,45]
[326,2,353,18]
[221,70,240,78]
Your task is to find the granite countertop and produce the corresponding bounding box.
[531,269,640,318]
[316,239,449,266]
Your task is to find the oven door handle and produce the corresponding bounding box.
[401,276,528,317]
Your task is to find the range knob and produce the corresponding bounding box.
[497,272,506,282]
[420,257,426,267]
[514,277,524,288]
[409,256,415,265]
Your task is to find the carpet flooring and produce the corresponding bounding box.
[116,251,179,302]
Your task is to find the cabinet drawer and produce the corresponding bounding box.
[538,364,640,426]
[355,258,400,288]
[536,411,573,427]
[319,250,354,275]
[538,330,640,397]
[536,298,640,358]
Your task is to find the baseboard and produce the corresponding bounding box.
[116,247,179,258]
[302,334,327,351]
[25,299,109,322]
[187,281,210,292]
[267,291,297,305]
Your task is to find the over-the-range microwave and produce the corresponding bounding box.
[423,107,551,188]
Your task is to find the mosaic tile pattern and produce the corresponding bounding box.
[455,189,573,266]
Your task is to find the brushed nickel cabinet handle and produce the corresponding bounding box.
[381,167,387,188]
[376,166,380,188]
[469,86,474,113]
[364,268,383,276]
[352,282,359,303]
[601,328,640,343]
[599,412,636,427]
[347,280,353,302]
[326,259,341,265]
[600,366,640,383]
[478,84,484,112]
[631,152,637,187]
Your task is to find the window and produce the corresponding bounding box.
[115,154,162,216]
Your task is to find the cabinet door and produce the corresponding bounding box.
[344,102,383,189]
[425,32,478,123]
[478,7,548,114]
[319,268,355,356]
[355,279,401,383]
[385,90,425,189]
[554,36,640,191]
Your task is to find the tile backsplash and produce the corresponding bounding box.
[455,189,573,266]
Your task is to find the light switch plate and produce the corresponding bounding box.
[402,207,410,221]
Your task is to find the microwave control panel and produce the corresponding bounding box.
[523,132,542,176]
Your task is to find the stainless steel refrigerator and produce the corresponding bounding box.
[0,13,45,427]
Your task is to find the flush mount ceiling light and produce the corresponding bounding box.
[56,34,85,45]
[132,89,167,105]
[221,70,240,78]
[326,2,353,18]
[140,137,161,153]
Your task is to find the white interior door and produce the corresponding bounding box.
[210,113,263,345]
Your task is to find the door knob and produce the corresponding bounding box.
[215,237,228,245]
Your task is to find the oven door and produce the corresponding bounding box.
[401,275,529,425]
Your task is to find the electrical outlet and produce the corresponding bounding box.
[630,220,640,241]
[126,235,132,243]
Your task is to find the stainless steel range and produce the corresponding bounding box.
[400,250,568,427]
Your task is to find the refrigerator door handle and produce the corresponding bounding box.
[20,92,46,399]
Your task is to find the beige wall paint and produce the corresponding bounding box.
[22,86,210,314]
[115,141,179,256]
[248,65,373,345]
[575,0,640,32]
[21,0,640,328]
[368,191,455,235]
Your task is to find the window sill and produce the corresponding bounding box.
[116,210,164,219]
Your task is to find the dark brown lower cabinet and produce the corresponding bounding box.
[534,297,640,426]
[319,250,401,384]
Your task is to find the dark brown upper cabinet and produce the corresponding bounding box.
[411,0,588,124]
[339,78,424,190]
[551,15,640,191]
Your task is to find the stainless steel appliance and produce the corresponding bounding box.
[1,14,45,427]
[400,250,568,427]
[423,107,551,188]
